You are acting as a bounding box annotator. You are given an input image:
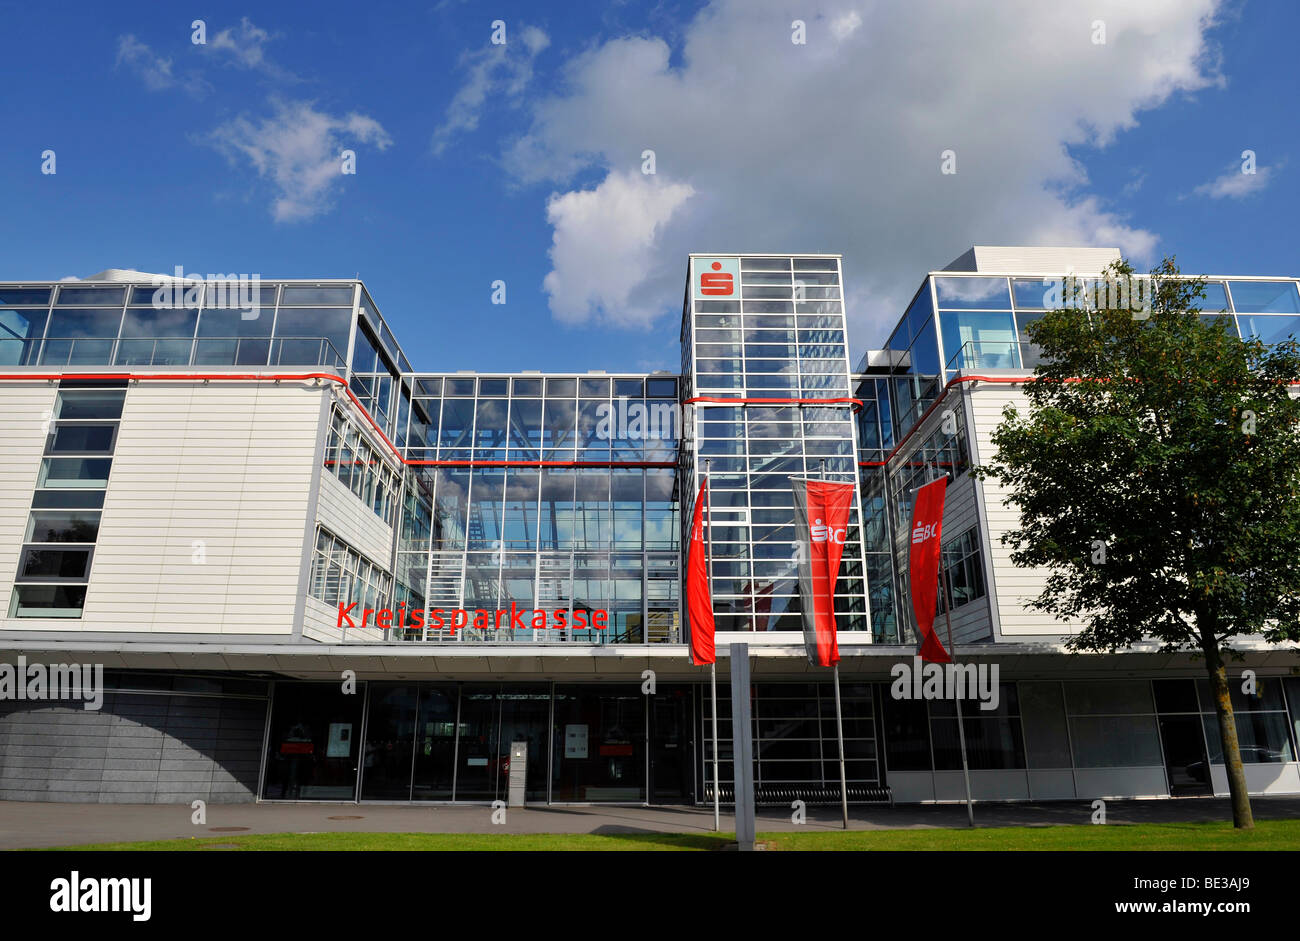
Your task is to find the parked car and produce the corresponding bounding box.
[1186,746,1287,783]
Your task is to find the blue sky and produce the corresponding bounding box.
[2,0,1295,373]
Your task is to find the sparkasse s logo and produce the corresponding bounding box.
[700,262,733,295]
[811,517,846,544]
[693,257,740,300]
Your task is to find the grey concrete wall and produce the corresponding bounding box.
[0,692,267,803]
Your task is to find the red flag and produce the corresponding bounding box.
[686,479,715,665]
[791,478,856,667]
[909,476,951,663]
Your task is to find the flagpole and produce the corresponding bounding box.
[936,480,975,828]
[819,459,850,831]
[704,458,719,833]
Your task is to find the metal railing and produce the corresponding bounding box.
[704,783,893,805]
[19,336,347,370]
[943,339,1046,374]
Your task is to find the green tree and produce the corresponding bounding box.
[974,257,1300,829]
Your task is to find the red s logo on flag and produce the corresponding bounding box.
[909,477,952,664]
[791,479,855,668]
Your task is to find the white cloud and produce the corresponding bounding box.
[205,17,297,81]
[1121,170,1147,197]
[1193,162,1275,199]
[432,25,550,155]
[209,17,272,68]
[542,171,695,325]
[504,0,1223,342]
[830,11,863,41]
[208,98,393,222]
[116,35,207,95]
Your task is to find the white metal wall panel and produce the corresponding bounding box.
[315,471,394,568]
[968,383,1087,638]
[78,382,325,635]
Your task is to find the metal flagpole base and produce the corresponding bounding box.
[954,689,975,827]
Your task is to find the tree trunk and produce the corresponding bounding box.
[1201,630,1254,829]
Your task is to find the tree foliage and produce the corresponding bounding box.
[974,257,1300,829]
[977,258,1300,654]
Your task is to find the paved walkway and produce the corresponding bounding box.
[2,796,1298,848]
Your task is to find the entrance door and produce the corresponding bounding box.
[650,686,693,803]
[411,686,458,801]
[455,685,549,802]
[1160,715,1213,795]
[262,682,365,800]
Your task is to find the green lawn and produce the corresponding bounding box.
[42,818,1300,851]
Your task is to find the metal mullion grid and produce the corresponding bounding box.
[263,285,281,367]
[184,280,208,367]
[1148,677,1175,795]
[1279,679,1300,764]
[530,459,546,640]
[354,681,371,802]
[23,291,55,366]
[422,467,439,641]
[343,283,360,379]
[1222,282,1246,342]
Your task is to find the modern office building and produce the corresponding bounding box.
[1,249,1298,806]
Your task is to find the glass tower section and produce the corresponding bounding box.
[680,255,869,633]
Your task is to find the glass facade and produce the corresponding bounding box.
[1,279,364,371]
[922,274,1300,379]
[856,270,1300,645]
[267,680,697,803]
[681,256,869,633]
[10,265,1300,652]
[383,373,681,644]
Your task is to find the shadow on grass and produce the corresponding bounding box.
[586,826,730,850]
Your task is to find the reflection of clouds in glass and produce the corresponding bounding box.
[934,277,1012,307]
[1228,281,1300,314]
[642,514,678,550]
[1238,315,1300,346]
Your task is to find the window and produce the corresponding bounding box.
[934,277,1011,310]
[1227,280,1300,314]
[1199,677,1294,764]
[46,423,117,454]
[939,310,1017,371]
[308,527,392,611]
[322,408,400,525]
[1064,681,1163,768]
[0,307,48,366]
[940,527,986,611]
[26,510,100,543]
[38,457,112,488]
[10,384,124,618]
[280,285,354,306]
